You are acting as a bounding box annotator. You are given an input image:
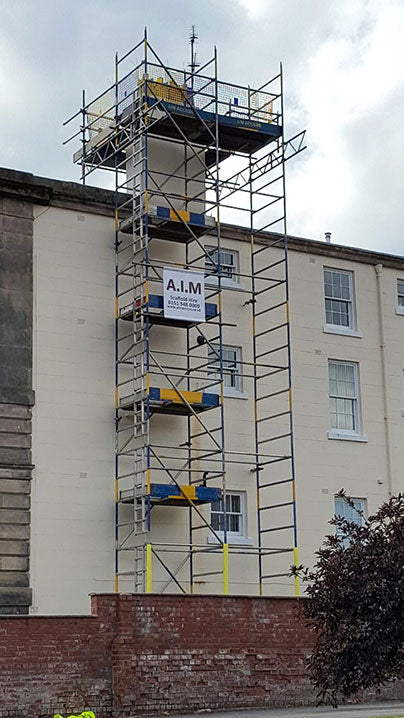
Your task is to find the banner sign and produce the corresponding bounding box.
[163,268,205,323]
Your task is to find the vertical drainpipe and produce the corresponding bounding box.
[374,263,395,496]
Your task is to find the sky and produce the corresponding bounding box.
[1,0,403,254]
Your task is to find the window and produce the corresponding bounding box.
[207,344,243,395]
[211,492,245,539]
[397,279,404,314]
[328,360,361,435]
[334,497,366,547]
[205,246,239,286]
[324,268,355,330]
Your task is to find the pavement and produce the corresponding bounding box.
[162,700,404,718]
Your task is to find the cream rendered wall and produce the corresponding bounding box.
[381,265,404,495]
[288,251,404,572]
[126,137,205,216]
[31,202,404,610]
[174,241,404,594]
[31,206,115,615]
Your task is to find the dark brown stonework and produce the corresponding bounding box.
[0,191,34,614]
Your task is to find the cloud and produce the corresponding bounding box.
[0,0,403,254]
[285,0,404,249]
[237,0,268,20]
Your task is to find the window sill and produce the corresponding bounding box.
[323,325,362,338]
[207,535,253,546]
[208,387,248,400]
[395,306,404,316]
[225,391,248,400]
[206,279,245,292]
[327,430,368,443]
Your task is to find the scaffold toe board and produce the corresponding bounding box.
[119,295,218,326]
[120,387,220,415]
[120,483,222,506]
[121,99,282,154]
[119,205,215,242]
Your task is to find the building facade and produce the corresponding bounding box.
[0,168,403,614]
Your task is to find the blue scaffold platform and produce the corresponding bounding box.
[139,96,282,154]
[119,204,215,242]
[120,293,218,327]
[120,386,220,416]
[120,482,222,506]
[150,483,221,505]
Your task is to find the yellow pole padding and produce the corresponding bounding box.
[293,546,300,597]
[146,544,152,593]
[223,543,229,595]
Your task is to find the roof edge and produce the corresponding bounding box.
[0,166,115,214]
[1,167,403,268]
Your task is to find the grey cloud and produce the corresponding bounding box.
[334,84,404,254]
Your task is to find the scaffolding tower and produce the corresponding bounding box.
[64,30,306,596]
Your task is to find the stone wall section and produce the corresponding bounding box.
[0,194,34,614]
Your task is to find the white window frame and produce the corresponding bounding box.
[208,491,252,546]
[205,246,240,289]
[334,496,366,547]
[323,267,360,337]
[396,278,404,315]
[327,360,367,442]
[207,344,246,398]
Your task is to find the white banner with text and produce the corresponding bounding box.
[163,268,205,323]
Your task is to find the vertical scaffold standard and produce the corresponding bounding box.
[64,30,306,595]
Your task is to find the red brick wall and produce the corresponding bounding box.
[0,594,402,718]
[0,595,117,718]
[112,595,315,716]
